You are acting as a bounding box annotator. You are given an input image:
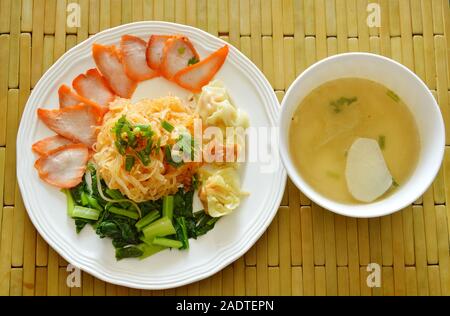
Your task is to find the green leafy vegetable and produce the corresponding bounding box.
[175,217,189,249]
[115,245,144,260]
[135,210,160,231]
[65,166,219,260]
[62,189,75,217]
[72,206,101,221]
[139,243,166,260]
[194,211,220,237]
[142,216,176,240]
[108,206,139,220]
[80,191,89,206]
[152,237,183,249]
[162,195,174,220]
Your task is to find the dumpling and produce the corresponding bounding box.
[198,165,244,217]
[196,80,249,129]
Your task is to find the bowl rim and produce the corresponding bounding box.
[278,52,446,218]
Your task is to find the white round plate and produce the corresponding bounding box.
[17,22,286,289]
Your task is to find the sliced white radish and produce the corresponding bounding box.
[34,144,89,188]
[345,138,393,203]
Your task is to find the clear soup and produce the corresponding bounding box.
[289,78,420,204]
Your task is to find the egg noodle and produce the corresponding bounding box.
[93,96,200,202]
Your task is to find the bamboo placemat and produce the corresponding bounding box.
[0,0,449,296]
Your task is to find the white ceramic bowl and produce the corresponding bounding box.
[279,53,445,218]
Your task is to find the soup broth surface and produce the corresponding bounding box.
[289,78,420,204]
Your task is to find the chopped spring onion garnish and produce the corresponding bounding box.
[125,155,135,171]
[378,135,386,150]
[329,96,357,113]
[387,90,400,102]
[188,56,199,66]
[161,120,174,132]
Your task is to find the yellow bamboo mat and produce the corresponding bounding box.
[0,0,449,296]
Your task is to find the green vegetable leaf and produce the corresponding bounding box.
[115,245,144,260]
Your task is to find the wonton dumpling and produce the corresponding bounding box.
[198,165,243,217]
[197,80,249,129]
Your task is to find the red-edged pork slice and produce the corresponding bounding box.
[120,35,159,81]
[72,68,116,107]
[160,36,199,79]
[146,35,173,70]
[58,84,108,115]
[92,44,137,98]
[173,45,229,93]
[37,104,103,147]
[32,135,73,155]
[34,144,89,188]
[58,85,84,108]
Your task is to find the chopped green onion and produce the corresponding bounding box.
[135,210,160,231]
[165,145,183,168]
[178,47,186,55]
[115,245,143,260]
[108,206,139,220]
[72,206,100,221]
[152,237,183,249]
[125,155,135,172]
[62,189,75,217]
[161,120,174,132]
[162,195,174,220]
[142,216,176,240]
[378,135,386,150]
[392,178,399,187]
[387,90,400,102]
[188,56,199,66]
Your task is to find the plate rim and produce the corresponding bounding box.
[17,21,286,289]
